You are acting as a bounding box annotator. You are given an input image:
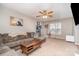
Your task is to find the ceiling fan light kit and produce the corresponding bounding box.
[42,15,48,18]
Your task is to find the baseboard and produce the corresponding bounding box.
[49,37,65,40]
[65,40,75,43]
[75,42,79,45]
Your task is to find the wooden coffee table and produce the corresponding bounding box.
[20,39,42,55]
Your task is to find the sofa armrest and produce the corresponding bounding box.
[0,46,11,54]
[0,49,20,56]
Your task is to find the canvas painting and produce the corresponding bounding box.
[10,16,23,26]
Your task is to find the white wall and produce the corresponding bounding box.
[60,18,74,39]
[0,5,36,36]
[43,17,74,40]
[74,25,79,45]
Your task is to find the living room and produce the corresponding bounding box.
[0,3,79,56]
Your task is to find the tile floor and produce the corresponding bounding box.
[16,38,78,56]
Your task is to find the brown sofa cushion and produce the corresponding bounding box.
[0,33,27,44]
[0,34,3,45]
[3,36,14,43]
[14,35,27,40]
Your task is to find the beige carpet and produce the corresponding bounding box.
[16,38,77,56]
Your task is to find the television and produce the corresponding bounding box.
[71,3,79,25]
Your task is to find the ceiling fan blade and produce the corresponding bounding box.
[48,15,53,17]
[48,11,53,14]
[39,11,44,14]
[39,10,47,15]
[36,15,43,17]
[43,10,47,12]
[36,15,40,17]
[47,13,53,16]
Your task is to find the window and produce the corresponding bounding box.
[49,22,61,35]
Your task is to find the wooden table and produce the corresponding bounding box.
[20,39,42,55]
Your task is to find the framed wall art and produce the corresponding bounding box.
[10,16,23,26]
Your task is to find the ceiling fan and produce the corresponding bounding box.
[36,10,54,18]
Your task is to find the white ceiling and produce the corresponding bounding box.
[1,3,73,21]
